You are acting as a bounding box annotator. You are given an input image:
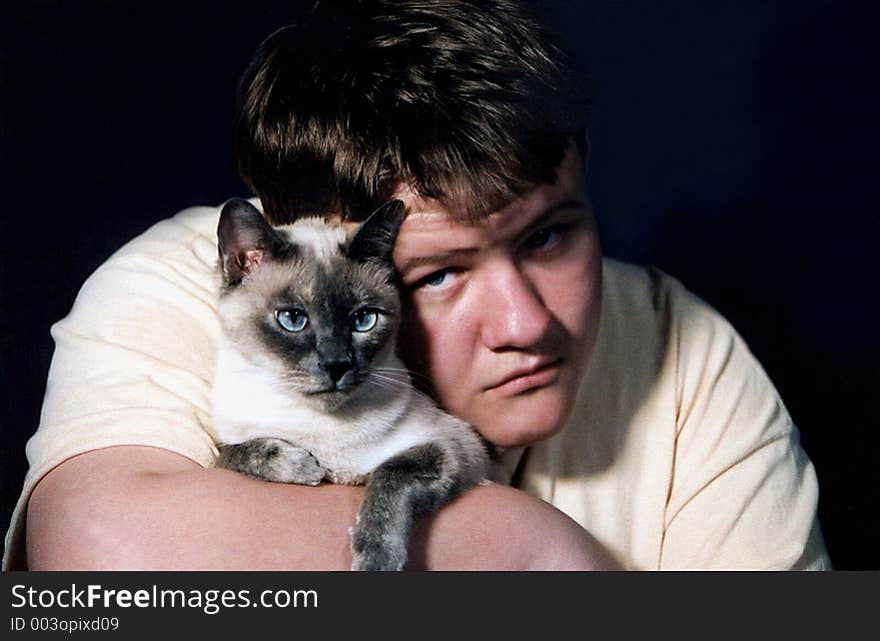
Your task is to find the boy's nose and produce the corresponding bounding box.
[480,263,552,351]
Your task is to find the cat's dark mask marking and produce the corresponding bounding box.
[212,195,489,571]
[216,197,408,407]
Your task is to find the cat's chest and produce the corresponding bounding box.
[214,396,431,476]
[211,345,433,475]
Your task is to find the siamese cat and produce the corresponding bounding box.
[211,198,489,571]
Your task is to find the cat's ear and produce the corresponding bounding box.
[347,199,406,263]
[217,198,286,285]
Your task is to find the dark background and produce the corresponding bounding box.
[1,1,877,568]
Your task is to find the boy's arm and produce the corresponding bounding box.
[19,209,617,571]
[26,445,617,570]
[660,287,830,570]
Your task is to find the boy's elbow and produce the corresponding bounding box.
[28,461,138,569]
[25,447,200,570]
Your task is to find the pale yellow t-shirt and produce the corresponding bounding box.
[2,202,830,570]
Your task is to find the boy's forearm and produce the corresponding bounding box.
[27,446,363,570]
[26,445,616,570]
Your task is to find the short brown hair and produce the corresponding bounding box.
[235,0,592,224]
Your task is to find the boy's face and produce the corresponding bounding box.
[391,147,602,447]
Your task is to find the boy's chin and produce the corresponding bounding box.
[467,389,575,448]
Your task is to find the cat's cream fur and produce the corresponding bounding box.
[213,338,478,483]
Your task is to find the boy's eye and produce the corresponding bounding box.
[424,270,450,288]
[523,225,565,251]
[351,308,379,332]
[416,268,460,291]
[276,308,308,332]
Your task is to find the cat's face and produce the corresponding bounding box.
[216,199,405,411]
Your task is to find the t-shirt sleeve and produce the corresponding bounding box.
[660,286,830,569]
[3,207,223,569]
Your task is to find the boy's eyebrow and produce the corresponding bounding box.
[528,199,586,225]
[398,199,587,274]
[398,248,479,274]
[513,198,587,237]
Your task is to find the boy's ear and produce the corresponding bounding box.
[217,198,287,285]
[347,200,406,263]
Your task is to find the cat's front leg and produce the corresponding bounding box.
[350,440,485,571]
[216,438,327,486]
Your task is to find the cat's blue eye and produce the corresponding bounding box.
[276,309,308,332]
[351,308,378,332]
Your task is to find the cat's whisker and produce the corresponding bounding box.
[366,373,409,392]
[366,372,443,408]
[372,366,434,386]
[213,205,490,571]
[370,372,410,385]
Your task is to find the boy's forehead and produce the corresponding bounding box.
[391,205,482,271]
[392,146,588,260]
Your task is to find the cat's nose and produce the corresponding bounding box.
[321,358,353,384]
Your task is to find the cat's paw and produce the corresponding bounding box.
[218,438,326,485]
[261,440,327,485]
[327,469,369,485]
[349,523,407,571]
